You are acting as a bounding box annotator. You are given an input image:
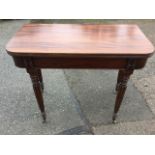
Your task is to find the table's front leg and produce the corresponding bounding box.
[26,68,46,122]
[113,68,134,123]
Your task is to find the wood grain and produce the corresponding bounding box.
[6,24,154,57]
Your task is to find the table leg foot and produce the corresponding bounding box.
[112,113,117,123]
[42,112,46,123]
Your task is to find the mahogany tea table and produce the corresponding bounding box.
[6,24,154,123]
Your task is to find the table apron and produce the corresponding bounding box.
[13,56,147,69]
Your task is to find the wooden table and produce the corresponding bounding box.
[6,24,154,123]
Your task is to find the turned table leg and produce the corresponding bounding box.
[26,68,46,122]
[37,69,44,91]
[113,69,134,123]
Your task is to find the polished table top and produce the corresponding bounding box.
[6,24,154,57]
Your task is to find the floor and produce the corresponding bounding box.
[0,19,155,134]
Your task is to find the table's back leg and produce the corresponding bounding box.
[26,68,46,123]
[113,69,134,123]
[37,69,44,91]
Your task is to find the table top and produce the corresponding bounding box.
[6,24,154,58]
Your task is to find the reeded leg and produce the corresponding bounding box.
[113,69,134,123]
[27,68,46,123]
[115,70,124,92]
[37,69,44,91]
